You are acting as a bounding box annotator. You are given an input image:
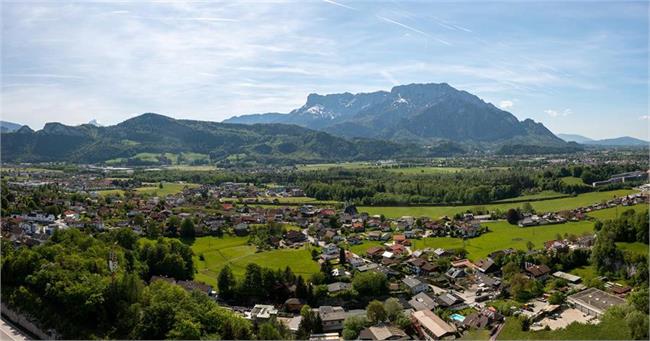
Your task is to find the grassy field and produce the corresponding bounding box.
[561,176,586,185]
[494,190,569,202]
[297,162,376,171]
[586,203,645,221]
[96,182,199,197]
[616,242,649,256]
[192,236,319,286]
[348,220,596,261]
[358,189,637,219]
[569,265,597,283]
[244,196,339,205]
[384,166,465,174]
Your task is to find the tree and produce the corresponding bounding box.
[526,241,535,251]
[258,323,282,340]
[352,271,387,297]
[547,292,565,305]
[167,215,181,236]
[506,208,521,225]
[339,247,346,265]
[626,310,649,340]
[521,202,534,214]
[384,297,402,322]
[217,265,236,300]
[366,300,387,324]
[241,263,263,300]
[342,315,368,340]
[180,218,195,238]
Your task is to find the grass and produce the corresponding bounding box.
[498,312,631,340]
[245,196,339,204]
[192,236,319,286]
[569,265,597,283]
[616,242,649,256]
[297,162,376,171]
[96,182,199,197]
[494,191,569,202]
[586,203,645,221]
[358,189,637,219]
[349,220,596,261]
[561,176,586,185]
[384,166,465,174]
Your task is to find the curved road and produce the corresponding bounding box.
[0,318,28,341]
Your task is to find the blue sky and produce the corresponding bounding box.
[1,0,648,139]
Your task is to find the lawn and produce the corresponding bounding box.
[349,220,596,261]
[191,236,320,286]
[616,242,649,256]
[569,265,597,283]
[358,189,637,219]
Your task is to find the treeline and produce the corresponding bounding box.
[0,228,256,339]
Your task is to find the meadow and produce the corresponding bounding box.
[191,236,320,286]
[347,220,596,261]
[358,189,637,218]
[493,190,569,202]
[97,182,199,197]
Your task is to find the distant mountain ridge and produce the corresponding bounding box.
[558,133,648,146]
[1,113,444,164]
[0,120,24,133]
[225,82,569,149]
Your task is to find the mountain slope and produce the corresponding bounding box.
[557,133,594,143]
[0,120,24,133]
[0,113,439,164]
[225,83,568,149]
[558,133,648,146]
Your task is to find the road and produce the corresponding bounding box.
[0,317,28,341]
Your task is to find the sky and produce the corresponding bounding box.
[1,0,648,139]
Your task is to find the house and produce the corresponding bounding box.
[249,304,278,322]
[327,282,352,294]
[322,243,340,255]
[367,246,385,259]
[402,276,429,294]
[285,230,307,244]
[567,288,626,317]
[317,306,346,332]
[309,333,341,341]
[552,271,581,284]
[284,298,305,313]
[367,231,382,240]
[445,268,466,280]
[176,280,212,296]
[358,326,408,340]
[473,258,498,273]
[435,292,465,310]
[411,310,457,340]
[462,307,504,329]
[524,263,552,281]
[408,292,437,311]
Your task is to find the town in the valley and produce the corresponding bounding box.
[2,153,648,340]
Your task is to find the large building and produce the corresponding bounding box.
[567,288,626,317]
[411,310,457,340]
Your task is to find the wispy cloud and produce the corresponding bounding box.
[639,115,650,120]
[498,100,514,109]
[376,15,451,45]
[322,0,356,11]
[545,109,572,117]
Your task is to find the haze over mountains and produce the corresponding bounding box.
[225,83,566,148]
[7,82,649,165]
[557,133,648,146]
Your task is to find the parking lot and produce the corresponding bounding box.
[530,308,597,331]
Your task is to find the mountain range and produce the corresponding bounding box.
[225,83,569,150]
[1,113,447,165]
[557,133,648,147]
[0,121,24,133]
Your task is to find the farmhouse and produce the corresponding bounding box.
[411,310,457,340]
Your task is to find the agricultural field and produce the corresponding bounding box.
[383,166,465,174]
[96,182,199,197]
[586,203,645,221]
[191,236,320,286]
[358,189,637,219]
[494,190,569,202]
[348,220,596,261]
[245,196,340,205]
[297,162,377,171]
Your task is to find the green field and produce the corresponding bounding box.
[192,236,320,286]
[297,162,377,171]
[616,242,649,256]
[494,190,569,202]
[586,203,645,221]
[384,166,465,174]
[348,220,596,261]
[96,182,198,197]
[245,196,339,205]
[569,265,597,283]
[359,189,636,219]
[561,176,586,185]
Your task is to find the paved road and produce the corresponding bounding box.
[0,318,28,341]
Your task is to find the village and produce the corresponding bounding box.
[1,165,648,340]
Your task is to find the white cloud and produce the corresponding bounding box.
[639,115,650,120]
[544,109,572,117]
[498,100,514,109]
